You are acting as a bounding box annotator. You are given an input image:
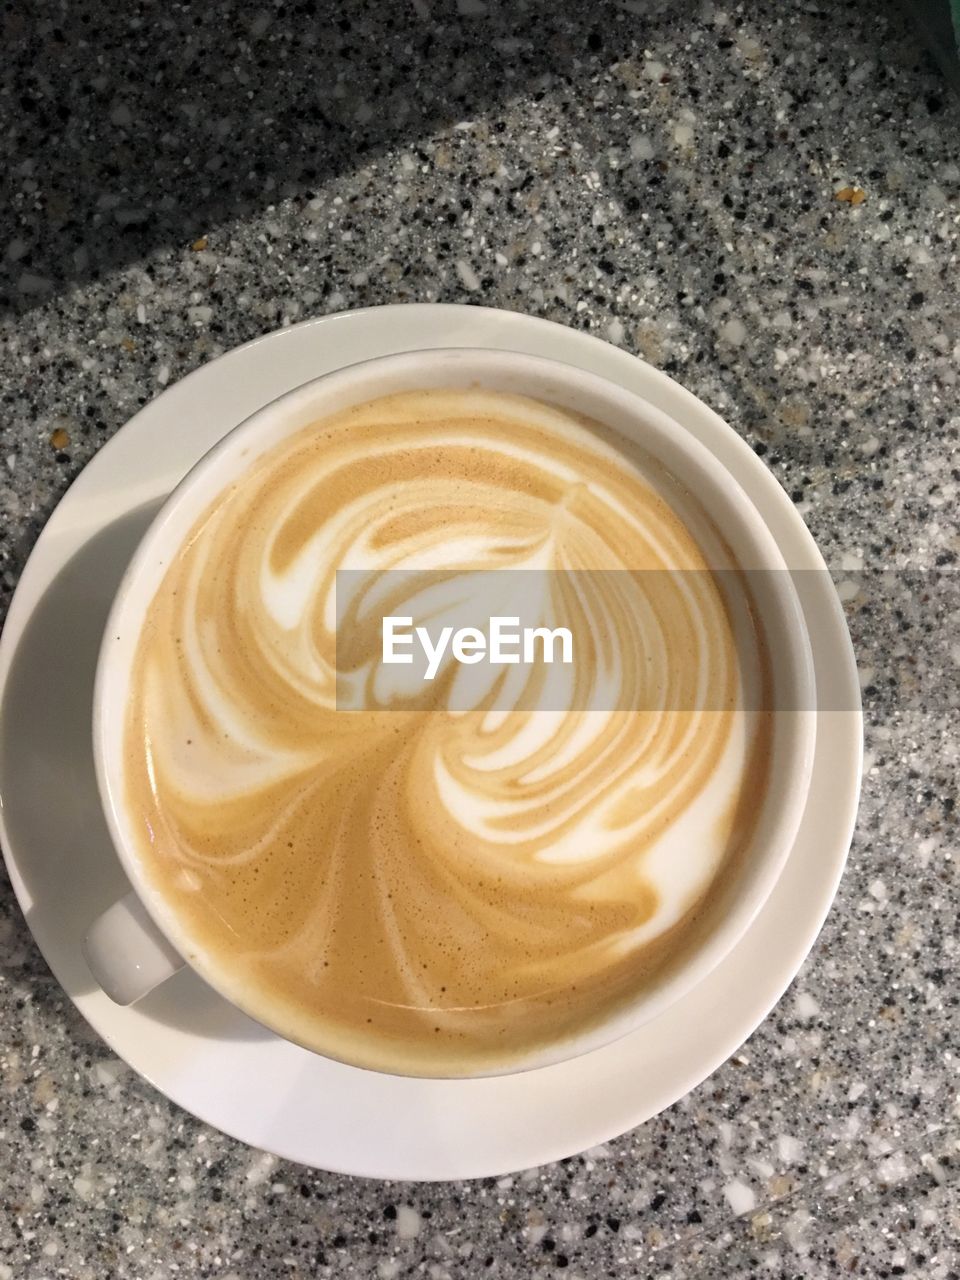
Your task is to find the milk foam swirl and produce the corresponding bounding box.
[126,389,770,1073]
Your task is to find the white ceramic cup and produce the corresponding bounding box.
[84,348,817,1074]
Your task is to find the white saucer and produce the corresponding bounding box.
[0,305,861,1180]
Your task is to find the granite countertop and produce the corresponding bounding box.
[2,0,958,1276]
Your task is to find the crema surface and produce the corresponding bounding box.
[125,389,770,1074]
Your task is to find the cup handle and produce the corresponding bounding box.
[83,890,184,1005]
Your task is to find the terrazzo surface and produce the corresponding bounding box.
[2,0,959,1276]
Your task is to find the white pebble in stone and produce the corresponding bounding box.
[723,1178,756,1215]
[607,318,624,345]
[784,1207,812,1250]
[245,1152,278,1185]
[673,122,694,147]
[629,134,655,161]
[794,991,820,1021]
[719,317,747,345]
[73,1175,95,1201]
[456,259,481,291]
[95,1058,125,1087]
[777,1134,804,1165]
[395,1205,422,1239]
[868,878,887,901]
[878,1151,911,1184]
[377,1261,402,1280]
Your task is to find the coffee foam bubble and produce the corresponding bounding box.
[125,388,770,1074]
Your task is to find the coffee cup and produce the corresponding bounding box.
[84,348,816,1077]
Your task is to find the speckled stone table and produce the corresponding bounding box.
[2,1,959,1277]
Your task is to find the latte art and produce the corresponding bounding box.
[125,388,771,1074]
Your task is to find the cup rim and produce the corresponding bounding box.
[92,347,817,1077]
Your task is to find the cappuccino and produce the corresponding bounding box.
[123,388,771,1074]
